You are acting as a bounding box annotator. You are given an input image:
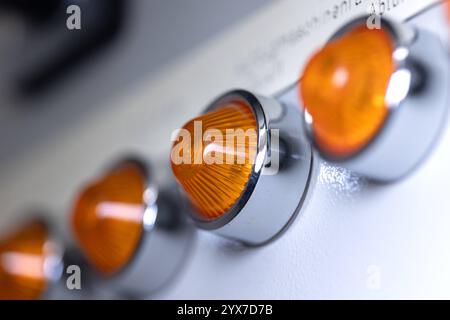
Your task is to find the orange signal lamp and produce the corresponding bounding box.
[72,161,146,276]
[301,26,394,158]
[71,158,192,297]
[171,90,313,245]
[0,218,63,300]
[299,17,449,181]
[447,0,450,23]
[171,101,257,221]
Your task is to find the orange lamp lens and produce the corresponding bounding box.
[171,101,257,221]
[72,161,146,276]
[0,220,53,300]
[447,1,450,23]
[300,26,395,158]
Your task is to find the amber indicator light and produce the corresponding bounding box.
[300,26,395,158]
[0,220,53,300]
[171,101,257,221]
[72,161,146,276]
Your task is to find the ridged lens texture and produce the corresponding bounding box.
[0,220,53,300]
[72,162,146,276]
[171,101,258,221]
[300,26,395,158]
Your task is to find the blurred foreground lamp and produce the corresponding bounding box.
[0,218,63,300]
[300,17,449,181]
[71,159,192,298]
[171,90,313,245]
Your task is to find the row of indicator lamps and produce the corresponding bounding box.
[0,16,448,298]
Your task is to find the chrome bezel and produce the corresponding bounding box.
[184,89,314,245]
